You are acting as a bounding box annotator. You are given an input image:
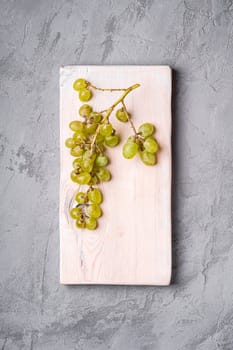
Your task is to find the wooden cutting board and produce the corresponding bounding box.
[60,66,172,285]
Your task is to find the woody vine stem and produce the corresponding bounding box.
[65,78,159,230]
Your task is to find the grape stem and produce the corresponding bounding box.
[90,83,140,154]
[121,100,137,136]
[89,84,127,92]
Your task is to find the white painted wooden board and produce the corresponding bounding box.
[60,66,172,285]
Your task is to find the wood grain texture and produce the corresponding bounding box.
[60,66,172,285]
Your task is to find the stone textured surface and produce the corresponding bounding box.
[0,0,233,349]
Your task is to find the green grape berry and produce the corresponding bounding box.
[88,188,103,204]
[85,217,97,230]
[82,158,94,173]
[65,138,76,148]
[90,175,99,185]
[83,150,96,162]
[70,207,82,219]
[122,141,138,159]
[90,112,103,123]
[75,192,87,204]
[69,121,84,132]
[73,157,83,169]
[85,123,98,135]
[100,123,113,136]
[82,149,92,159]
[76,172,91,185]
[86,204,102,219]
[79,104,92,117]
[143,137,159,154]
[70,170,79,183]
[116,108,128,122]
[76,218,86,228]
[140,151,157,166]
[79,88,92,102]
[73,131,86,142]
[95,155,109,167]
[96,167,111,182]
[73,78,89,91]
[96,134,105,144]
[105,135,120,147]
[138,123,155,138]
[70,146,84,157]
[127,136,138,143]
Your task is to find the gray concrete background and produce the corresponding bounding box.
[1,0,233,349]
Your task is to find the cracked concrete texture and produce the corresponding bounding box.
[0,0,233,349]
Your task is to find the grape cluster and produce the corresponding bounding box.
[66,102,121,185]
[66,78,158,230]
[73,78,92,102]
[70,187,102,230]
[122,123,159,165]
[66,105,119,228]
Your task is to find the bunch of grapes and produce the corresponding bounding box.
[122,123,159,165]
[65,78,159,230]
[66,102,119,187]
[70,188,102,230]
[73,78,92,102]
